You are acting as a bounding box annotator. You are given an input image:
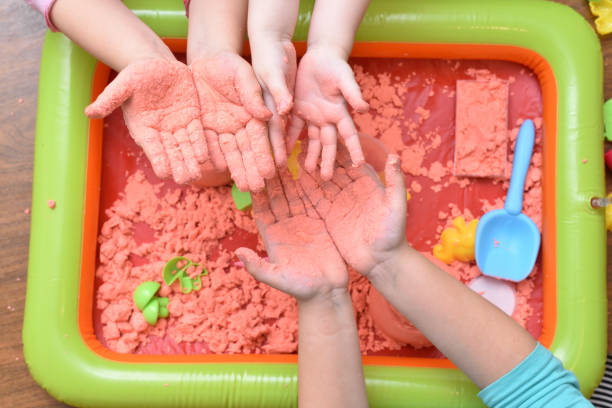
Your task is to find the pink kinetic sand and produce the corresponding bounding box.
[96,170,298,354]
[95,58,544,357]
[454,79,509,178]
[351,59,543,346]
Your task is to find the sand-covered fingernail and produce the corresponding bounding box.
[388,154,400,166]
[277,99,293,115]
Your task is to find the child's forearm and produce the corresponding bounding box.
[51,0,174,72]
[186,0,248,63]
[298,289,368,408]
[369,245,537,389]
[247,0,299,43]
[307,0,370,59]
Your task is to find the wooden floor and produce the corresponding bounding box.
[1,0,611,406]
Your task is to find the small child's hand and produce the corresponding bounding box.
[250,38,297,167]
[85,58,208,184]
[288,46,369,181]
[190,52,275,192]
[297,145,408,278]
[235,169,348,301]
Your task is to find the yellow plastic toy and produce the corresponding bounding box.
[433,216,479,264]
[589,0,612,35]
[287,141,301,180]
[606,193,612,231]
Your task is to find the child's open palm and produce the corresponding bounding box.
[86,58,208,184]
[297,146,407,278]
[236,170,348,301]
[288,47,369,181]
[190,52,276,192]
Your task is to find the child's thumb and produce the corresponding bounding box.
[384,154,407,215]
[236,248,297,296]
[235,247,276,283]
[264,72,294,115]
[235,67,272,121]
[85,70,135,118]
[339,74,369,113]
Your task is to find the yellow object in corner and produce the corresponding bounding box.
[589,0,612,35]
[606,193,612,231]
[287,141,301,180]
[433,216,479,264]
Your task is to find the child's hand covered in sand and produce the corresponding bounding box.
[249,38,297,168]
[190,52,275,192]
[298,146,408,278]
[248,0,299,167]
[235,169,348,301]
[237,166,367,408]
[288,46,369,180]
[85,58,208,184]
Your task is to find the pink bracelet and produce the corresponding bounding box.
[24,0,59,32]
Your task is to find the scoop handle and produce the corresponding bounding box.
[505,119,535,215]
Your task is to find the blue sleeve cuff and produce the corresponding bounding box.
[478,343,593,407]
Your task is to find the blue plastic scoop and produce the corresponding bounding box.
[475,119,541,282]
